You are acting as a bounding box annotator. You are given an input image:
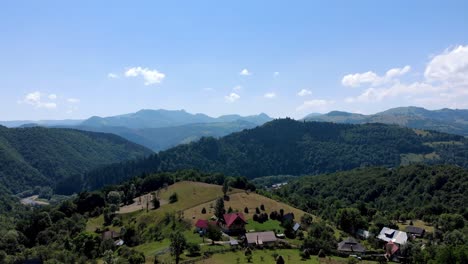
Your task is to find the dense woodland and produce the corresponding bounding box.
[269,164,468,263]
[84,119,468,190]
[0,126,152,193]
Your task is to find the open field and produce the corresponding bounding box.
[184,191,308,224]
[195,249,377,264]
[397,219,435,233]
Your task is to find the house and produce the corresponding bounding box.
[405,226,425,238]
[385,241,400,261]
[377,227,408,245]
[102,230,124,246]
[356,229,371,239]
[337,237,366,254]
[246,231,277,246]
[220,212,247,234]
[195,219,217,234]
[102,230,120,241]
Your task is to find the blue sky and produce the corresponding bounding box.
[1,0,468,120]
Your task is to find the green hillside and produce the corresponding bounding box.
[84,118,468,189]
[0,126,152,194]
[275,164,468,221]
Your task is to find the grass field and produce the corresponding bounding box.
[195,249,377,264]
[397,219,434,233]
[184,191,308,224]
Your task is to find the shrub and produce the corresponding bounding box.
[201,207,207,214]
[169,193,178,204]
[244,207,249,214]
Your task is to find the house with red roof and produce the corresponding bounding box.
[219,212,247,234]
[195,219,217,234]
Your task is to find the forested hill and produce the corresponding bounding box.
[274,164,468,221]
[0,126,152,194]
[304,106,468,136]
[84,118,468,189]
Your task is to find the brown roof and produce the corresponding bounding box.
[102,230,120,240]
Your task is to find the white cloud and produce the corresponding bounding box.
[125,66,165,85]
[48,94,57,100]
[264,92,276,99]
[296,99,335,112]
[240,69,251,76]
[20,91,57,109]
[341,65,411,87]
[424,45,468,86]
[344,45,468,109]
[108,73,119,79]
[274,72,279,77]
[224,93,240,103]
[67,98,80,104]
[297,89,312,97]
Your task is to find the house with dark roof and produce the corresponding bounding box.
[220,212,247,234]
[246,231,277,246]
[405,226,425,238]
[337,237,366,254]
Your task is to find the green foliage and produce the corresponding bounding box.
[169,231,187,264]
[206,224,222,244]
[214,197,225,220]
[83,119,468,189]
[0,126,152,194]
[186,242,201,256]
[277,164,468,222]
[169,192,178,204]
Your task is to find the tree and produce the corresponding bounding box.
[336,208,366,234]
[201,207,207,214]
[187,242,201,256]
[107,191,122,206]
[301,214,313,227]
[214,197,225,220]
[206,223,222,244]
[152,196,160,209]
[170,231,187,264]
[222,179,230,198]
[169,192,178,204]
[260,204,265,211]
[244,207,249,214]
[276,255,285,264]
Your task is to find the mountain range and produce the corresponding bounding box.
[1,109,273,151]
[304,106,468,136]
[84,118,468,190]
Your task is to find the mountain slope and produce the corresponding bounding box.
[84,118,468,189]
[304,106,468,136]
[275,164,468,220]
[0,126,152,193]
[81,109,272,129]
[72,120,261,151]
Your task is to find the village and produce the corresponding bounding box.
[92,181,431,263]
